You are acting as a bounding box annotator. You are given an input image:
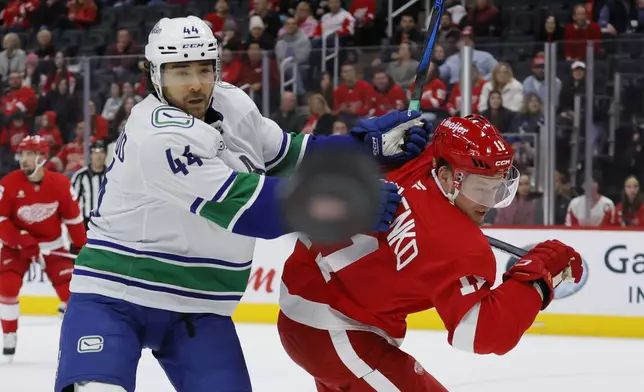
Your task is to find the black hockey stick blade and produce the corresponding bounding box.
[486,235,527,258]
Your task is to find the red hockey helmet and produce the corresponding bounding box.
[17,135,50,159]
[431,115,519,208]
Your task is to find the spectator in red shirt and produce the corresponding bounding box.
[36,110,63,155]
[239,42,279,110]
[50,119,94,176]
[447,64,486,116]
[349,0,377,45]
[333,63,376,121]
[204,0,237,39]
[42,51,76,94]
[1,71,37,118]
[371,68,406,116]
[300,93,335,135]
[0,0,39,32]
[564,3,602,61]
[614,175,644,227]
[407,62,448,112]
[88,100,109,141]
[0,111,30,154]
[220,47,243,86]
[103,29,141,75]
[464,0,502,37]
[63,0,97,30]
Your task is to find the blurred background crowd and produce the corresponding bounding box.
[0,0,643,228]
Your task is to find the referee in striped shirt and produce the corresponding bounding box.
[71,140,107,229]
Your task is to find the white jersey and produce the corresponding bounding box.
[70,82,310,315]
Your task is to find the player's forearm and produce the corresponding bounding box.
[0,219,24,248]
[449,279,542,356]
[65,221,87,248]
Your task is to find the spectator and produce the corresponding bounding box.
[275,18,312,66]
[101,82,123,122]
[554,171,574,225]
[439,26,497,84]
[432,43,447,66]
[372,13,421,68]
[333,63,376,121]
[34,29,56,60]
[637,0,644,32]
[37,77,77,138]
[278,1,319,39]
[438,13,462,57]
[50,119,93,176]
[564,4,602,61]
[88,100,108,140]
[271,91,307,134]
[598,0,637,35]
[534,12,564,48]
[478,62,523,112]
[1,71,37,118]
[559,61,586,119]
[446,0,467,25]
[566,171,615,227]
[71,140,107,229]
[109,96,136,141]
[319,71,334,109]
[447,64,486,116]
[494,173,543,225]
[42,51,75,94]
[348,0,377,46]
[36,110,63,155]
[22,53,42,90]
[220,47,243,86]
[204,0,237,39]
[0,33,27,82]
[221,20,243,51]
[313,0,356,40]
[121,81,142,103]
[464,0,502,37]
[386,42,418,90]
[1,0,39,32]
[0,111,30,155]
[63,0,97,30]
[331,119,349,135]
[239,42,279,110]
[103,29,141,75]
[614,175,644,227]
[371,68,407,116]
[480,90,515,133]
[511,92,544,136]
[621,122,644,181]
[523,56,562,109]
[301,93,335,135]
[246,15,275,50]
[34,0,66,30]
[407,62,448,112]
[250,0,282,39]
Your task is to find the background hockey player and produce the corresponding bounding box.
[54,15,431,392]
[0,135,86,363]
[277,115,584,391]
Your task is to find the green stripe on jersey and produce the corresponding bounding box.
[199,173,261,229]
[267,133,308,177]
[76,247,251,293]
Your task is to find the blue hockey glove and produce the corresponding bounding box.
[373,181,402,232]
[350,110,431,166]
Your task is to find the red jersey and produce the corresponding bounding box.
[372,84,407,116]
[333,80,376,117]
[280,148,543,355]
[0,0,38,29]
[55,140,91,174]
[0,169,86,250]
[447,79,486,113]
[614,201,644,227]
[408,79,447,111]
[1,86,38,117]
[0,121,30,153]
[221,60,243,86]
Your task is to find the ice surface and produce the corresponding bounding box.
[1,317,643,391]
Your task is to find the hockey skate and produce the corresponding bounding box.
[58,303,67,319]
[2,333,17,363]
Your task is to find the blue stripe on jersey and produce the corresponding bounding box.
[265,132,289,168]
[86,239,252,269]
[73,268,244,301]
[212,171,238,202]
[232,175,286,240]
[190,197,204,214]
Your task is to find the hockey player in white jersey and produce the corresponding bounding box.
[54,16,431,392]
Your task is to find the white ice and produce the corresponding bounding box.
[1,317,643,391]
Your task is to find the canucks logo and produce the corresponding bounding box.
[505,243,589,299]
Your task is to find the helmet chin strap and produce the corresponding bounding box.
[431,169,459,205]
[24,155,47,182]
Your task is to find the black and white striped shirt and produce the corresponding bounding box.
[70,166,106,227]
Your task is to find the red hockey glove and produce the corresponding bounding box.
[17,234,40,261]
[503,240,583,310]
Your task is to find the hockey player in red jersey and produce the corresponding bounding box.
[0,135,86,362]
[278,115,584,391]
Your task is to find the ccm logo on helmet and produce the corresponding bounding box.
[182,43,204,49]
[495,159,511,166]
[441,119,468,135]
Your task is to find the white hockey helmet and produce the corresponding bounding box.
[144,16,220,104]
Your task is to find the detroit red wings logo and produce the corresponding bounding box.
[17,202,59,224]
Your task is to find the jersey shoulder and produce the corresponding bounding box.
[0,170,25,189]
[210,81,259,127]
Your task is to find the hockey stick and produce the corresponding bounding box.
[408,0,445,113]
[486,235,575,286]
[40,249,77,260]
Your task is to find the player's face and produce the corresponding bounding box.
[162,61,215,120]
[90,150,107,168]
[438,167,489,226]
[19,151,38,175]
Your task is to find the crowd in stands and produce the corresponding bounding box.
[0,0,643,228]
